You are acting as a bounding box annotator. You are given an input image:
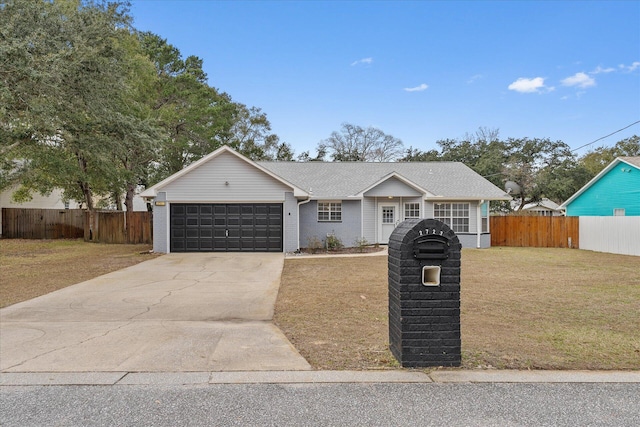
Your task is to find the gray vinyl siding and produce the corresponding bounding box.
[363,177,422,197]
[284,192,298,252]
[153,192,169,253]
[162,151,291,202]
[362,197,376,243]
[457,233,491,249]
[299,200,362,249]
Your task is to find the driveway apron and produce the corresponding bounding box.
[0,253,311,372]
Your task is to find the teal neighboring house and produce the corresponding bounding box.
[560,156,640,216]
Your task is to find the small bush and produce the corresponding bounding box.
[325,234,343,251]
[353,237,369,253]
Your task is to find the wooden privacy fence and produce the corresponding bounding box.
[85,211,152,244]
[1,208,85,239]
[1,208,151,244]
[490,216,579,248]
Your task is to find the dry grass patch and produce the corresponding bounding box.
[0,239,158,308]
[274,248,640,370]
[275,256,397,370]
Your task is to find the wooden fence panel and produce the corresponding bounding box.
[85,211,152,244]
[1,208,85,239]
[490,216,579,248]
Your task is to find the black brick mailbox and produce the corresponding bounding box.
[388,218,462,367]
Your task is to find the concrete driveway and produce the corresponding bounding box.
[0,253,310,372]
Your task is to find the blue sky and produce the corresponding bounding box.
[130,1,640,157]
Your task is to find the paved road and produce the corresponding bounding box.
[0,253,310,372]
[2,382,639,426]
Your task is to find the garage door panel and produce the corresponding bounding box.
[171,203,282,252]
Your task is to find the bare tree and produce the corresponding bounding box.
[318,123,404,162]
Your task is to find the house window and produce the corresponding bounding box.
[318,201,342,222]
[481,201,489,233]
[404,203,420,220]
[614,208,625,216]
[434,202,470,233]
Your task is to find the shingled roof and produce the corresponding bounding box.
[258,161,510,200]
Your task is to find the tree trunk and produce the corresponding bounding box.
[76,153,94,211]
[79,180,94,211]
[114,191,123,211]
[124,183,135,212]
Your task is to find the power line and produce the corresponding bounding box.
[570,120,640,152]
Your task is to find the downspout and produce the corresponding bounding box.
[297,197,312,251]
[477,199,485,249]
[360,198,364,242]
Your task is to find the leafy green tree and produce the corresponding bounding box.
[579,135,640,176]
[318,123,404,162]
[401,128,589,210]
[1,0,136,209]
[398,147,440,162]
[139,32,291,181]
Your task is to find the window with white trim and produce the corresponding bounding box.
[614,208,625,216]
[317,201,342,222]
[481,201,489,233]
[404,203,420,220]
[434,202,470,233]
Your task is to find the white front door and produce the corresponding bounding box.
[379,203,399,244]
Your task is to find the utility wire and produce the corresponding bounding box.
[570,120,640,152]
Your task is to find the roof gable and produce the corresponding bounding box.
[358,173,430,197]
[559,157,640,208]
[140,146,308,198]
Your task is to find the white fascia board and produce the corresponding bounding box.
[559,157,625,209]
[138,145,309,199]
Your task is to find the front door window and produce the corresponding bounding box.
[382,206,395,224]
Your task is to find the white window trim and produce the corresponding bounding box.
[433,202,470,233]
[317,201,342,222]
[404,202,420,220]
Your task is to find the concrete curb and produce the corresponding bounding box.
[1,370,639,386]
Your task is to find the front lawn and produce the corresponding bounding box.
[0,239,157,308]
[274,248,640,370]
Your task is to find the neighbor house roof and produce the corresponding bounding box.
[258,161,510,200]
[518,198,562,211]
[559,156,640,209]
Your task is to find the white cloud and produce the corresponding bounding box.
[467,74,483,84]
[561,72,596,88]
[620,61,640,72]
[507,77,548,93]
[351,57,373,66]
[403,83,429,92]
[591,65,616,74]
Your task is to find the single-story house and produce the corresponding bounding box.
[513,198,563,216]
[140,145,511,253]
[560,156,640,216]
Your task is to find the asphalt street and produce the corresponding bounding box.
[2,382,639,426]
